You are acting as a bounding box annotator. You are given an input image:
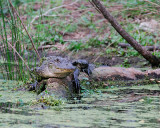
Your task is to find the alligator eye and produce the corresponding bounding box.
[55,58,60,62]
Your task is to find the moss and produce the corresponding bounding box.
[36,80,47,94]
[37,96,63,106]
[88,78,160,89]
[39,57,47,65]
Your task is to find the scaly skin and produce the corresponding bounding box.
[30,56,92,93]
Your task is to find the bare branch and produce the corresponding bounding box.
[90,0,160,66]
[29,0,80,26]
[7,42,30,71]
[143,0,160,7]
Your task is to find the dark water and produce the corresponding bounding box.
[0,80,160,128]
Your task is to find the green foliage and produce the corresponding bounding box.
[106,48,117,54]
[64,24,78,33]
[153,51,160,58]
[37,96,63,106]
[0,0,36,15]
[121,0,159,7]
[142,96,153,104]
[122,58,130,68]
[118,48,139,57]
[0,0,32,81]
[119,0,159,18]
[87,38,105,47]
[80,79,102,97]
[68,38,106,51]
[68,41,89,51]
[105,48,112,54]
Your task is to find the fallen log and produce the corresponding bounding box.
[118,43,160,51]
[90,66,160,87]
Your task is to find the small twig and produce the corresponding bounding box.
[29,0,79,26]
[38,45,55,50]
[143,11,159,15]
[93,55,100,63]
[118,43,160,51]
[7,0,80,41]
[89,0,102,14]
[93,41,114,63]
[121,6,142,11]
[44,14,71,17]
[7,42,30,71]
[44,8,93,17]
[8,0,41,60]
[143,0,160,7]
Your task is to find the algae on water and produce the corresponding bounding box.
[0,80,159,128]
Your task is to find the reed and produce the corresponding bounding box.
[0,0,35,82]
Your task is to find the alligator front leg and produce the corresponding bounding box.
[72,68,80,93]
[28,81,38,91]
[72,59,92,76]
[81,66,92,76]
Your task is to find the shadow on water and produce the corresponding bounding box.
[0,102,38,116]
[0,80,160,127]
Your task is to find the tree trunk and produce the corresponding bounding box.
[91,0,160,67]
